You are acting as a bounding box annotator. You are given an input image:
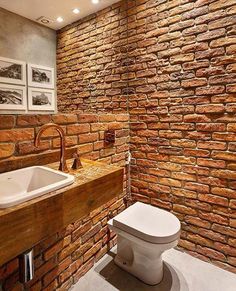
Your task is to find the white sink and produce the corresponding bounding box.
[0,166,75,208]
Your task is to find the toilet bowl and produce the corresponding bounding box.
[108,202,181,285]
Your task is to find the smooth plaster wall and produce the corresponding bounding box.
[0,8,57,114]
[0,8,56,68]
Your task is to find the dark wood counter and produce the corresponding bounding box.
[0,159,124,266]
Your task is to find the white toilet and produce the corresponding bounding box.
[108,202,181,285]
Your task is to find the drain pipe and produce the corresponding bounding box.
[19,249,34,283]
[124,151,135,207]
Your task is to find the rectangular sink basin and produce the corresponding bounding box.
[0,166,75,208]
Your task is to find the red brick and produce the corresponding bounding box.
[0,143,15,159]
[67,124,90,135]
[53,136,77,148]
[83,241,102,262]
[214,242,236,256]
[173,204,197,215]
[185,182,209,193]
[52,114,77,124]
[0,259,18,280]
[72,221,92,242]
[0,128,34,142]
[17,115,51,127]
[182,78,207,88]
[16,140,50,155]
[199,211,228,225]
[79,133,98,144]
[199,229,226,243]
[198,194,228,206]
[197,158,226,169]
[197,246,226,261]
[196,86,225,96]
[179,239,196,251]
[185,216,211,228]
[211,187,236,199]
[196,104,225,114]
[0,115,15,129]
[209,0,235,11]
[43,240,63,261]
[197,141,226,150]
[81,224,102,243]
[77,114,98,123]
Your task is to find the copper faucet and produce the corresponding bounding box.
[35,123,68,172]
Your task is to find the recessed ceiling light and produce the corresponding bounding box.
[73,8,80,14]
[41,19,50,24]
[92,0,100,4]
[37,16,54,25]
[56,17,64,23]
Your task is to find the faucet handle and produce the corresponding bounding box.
[72,153,82,170]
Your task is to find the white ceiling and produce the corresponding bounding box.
[0,0,120,30]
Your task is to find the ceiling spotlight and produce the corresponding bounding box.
[56,17,64,23]
[37,16,54,25]
[41,19,50,24]
[92,0,100,4]
[73,8,80,14]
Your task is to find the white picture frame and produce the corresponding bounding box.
[0,57,26,85]
[0,84,27,111]
[28,64,55,89]
[28,87,55,111]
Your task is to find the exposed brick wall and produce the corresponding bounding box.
[0,199,124,291]
[128,0,236,273]
[0,1,131,290]
[57,1,129,114]
[0,113,129,290]
[0,113,129,164]
[1,0,236,289]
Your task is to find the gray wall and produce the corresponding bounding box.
[0,8,57,114]
[0,8,56,68]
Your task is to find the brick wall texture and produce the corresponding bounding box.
[1,0,236,289]
[57,1,129,114]
[127,0,236,274]
[0,114,129,290]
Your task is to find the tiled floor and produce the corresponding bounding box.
[71,248,236,291]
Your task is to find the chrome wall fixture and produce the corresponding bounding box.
[19,249,34,283]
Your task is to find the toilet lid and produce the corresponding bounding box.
[113,202,181,244]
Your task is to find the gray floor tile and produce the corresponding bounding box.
[71,248,236,291]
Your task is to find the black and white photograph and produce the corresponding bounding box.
[28,64,54,89]
[28,88,55,111]
[0,84,27,111]
[0,57,26,85]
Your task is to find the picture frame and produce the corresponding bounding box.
[28,64,55,89]
[0,84,27,111]
[0,57,26,85]
[28,87,55,111]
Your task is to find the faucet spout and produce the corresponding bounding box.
[35,123,68,172]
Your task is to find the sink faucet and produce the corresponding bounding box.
[35,123,68,172]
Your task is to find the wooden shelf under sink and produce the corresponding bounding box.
[0,159,124,266]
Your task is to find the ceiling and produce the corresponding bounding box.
[0,0,120,30]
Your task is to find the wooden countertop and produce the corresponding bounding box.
[0,159,124,266]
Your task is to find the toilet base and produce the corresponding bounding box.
[113,232,178,286]
[114,253,164,285]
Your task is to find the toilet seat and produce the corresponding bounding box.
[113,202,181,244]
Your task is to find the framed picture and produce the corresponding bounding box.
[0,84,27,111]
[28,87,55,111]
[28,64,54,89]
[0,57,26,85]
